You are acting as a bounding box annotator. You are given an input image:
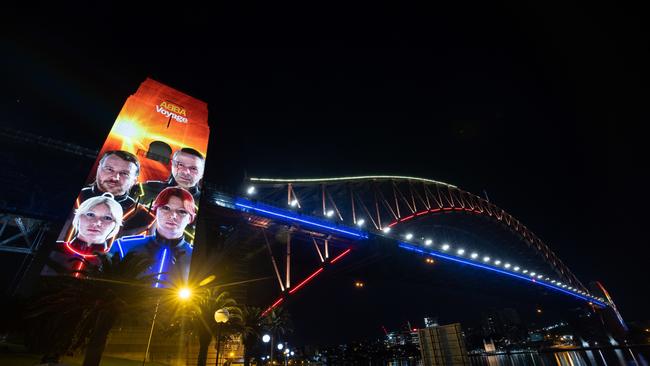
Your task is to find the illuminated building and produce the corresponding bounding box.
[418,323,470,366]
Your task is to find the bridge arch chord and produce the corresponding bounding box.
[245,176,588,293]
[258,236,355,317]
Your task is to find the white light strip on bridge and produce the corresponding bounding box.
[395,235,602,301]
[398,242,608,307]
[249,175,457,188]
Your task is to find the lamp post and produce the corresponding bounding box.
[214,308,230,366]
[262,334,271,365]
[142,298,161,366]
[143,287,192,366]
[275,343,284,365]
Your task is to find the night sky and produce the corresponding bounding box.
[3,2,649,345]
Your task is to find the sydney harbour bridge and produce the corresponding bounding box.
[0,127,624,335]
[216,176,609,312]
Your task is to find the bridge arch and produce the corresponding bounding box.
[225,176,609,313]
[247,176,583,291]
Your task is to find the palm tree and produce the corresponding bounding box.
[234,306,264,366]
[263,306,293,364]
[28,252,158,366]
[171,287,241,366]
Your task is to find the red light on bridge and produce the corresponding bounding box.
[288,268,324,295]
[330,248,352,264]
[262,297,285,317]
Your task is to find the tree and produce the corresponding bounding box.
[235,306,264,366]
[27,252,158,366]
[263,306,293,363]
[170,287,241,366]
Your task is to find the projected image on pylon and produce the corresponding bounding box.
[42,78,210,285]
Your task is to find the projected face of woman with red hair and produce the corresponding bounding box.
[151,187,195,240]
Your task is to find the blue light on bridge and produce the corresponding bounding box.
[231,196,604,307]
[234,198,369,239]
[398,242,608,308]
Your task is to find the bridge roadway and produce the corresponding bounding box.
[211,193,609,310]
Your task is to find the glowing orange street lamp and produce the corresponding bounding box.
[214,308,230,366]
[178,287,192,300]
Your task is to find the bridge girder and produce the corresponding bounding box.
[244,176,587,293]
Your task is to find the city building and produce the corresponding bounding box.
[418,323,470,366]
[425,317,439,328]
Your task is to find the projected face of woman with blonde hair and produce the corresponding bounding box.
[73,195,123,244]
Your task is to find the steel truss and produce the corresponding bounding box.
[0,214,49,254]
[245,176,587,293]
[0,213,50,296]
[255,224,353,316]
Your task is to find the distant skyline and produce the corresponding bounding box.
[3,2,648,345]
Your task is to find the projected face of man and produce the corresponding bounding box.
[96,154,138,196]
[171,152,204,189]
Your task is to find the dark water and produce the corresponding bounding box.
[382,348,650,366]
[468,348,650,366]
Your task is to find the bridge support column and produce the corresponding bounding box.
[324,239,329,259]
[286,230,291,289]
[262,229,284,292]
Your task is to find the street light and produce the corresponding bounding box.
[215,308,230,323]
[262,334,271,365]
[143,286,195,366]
[214,308,230,366]
[283,348,290,366]
[178,287,192,300]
